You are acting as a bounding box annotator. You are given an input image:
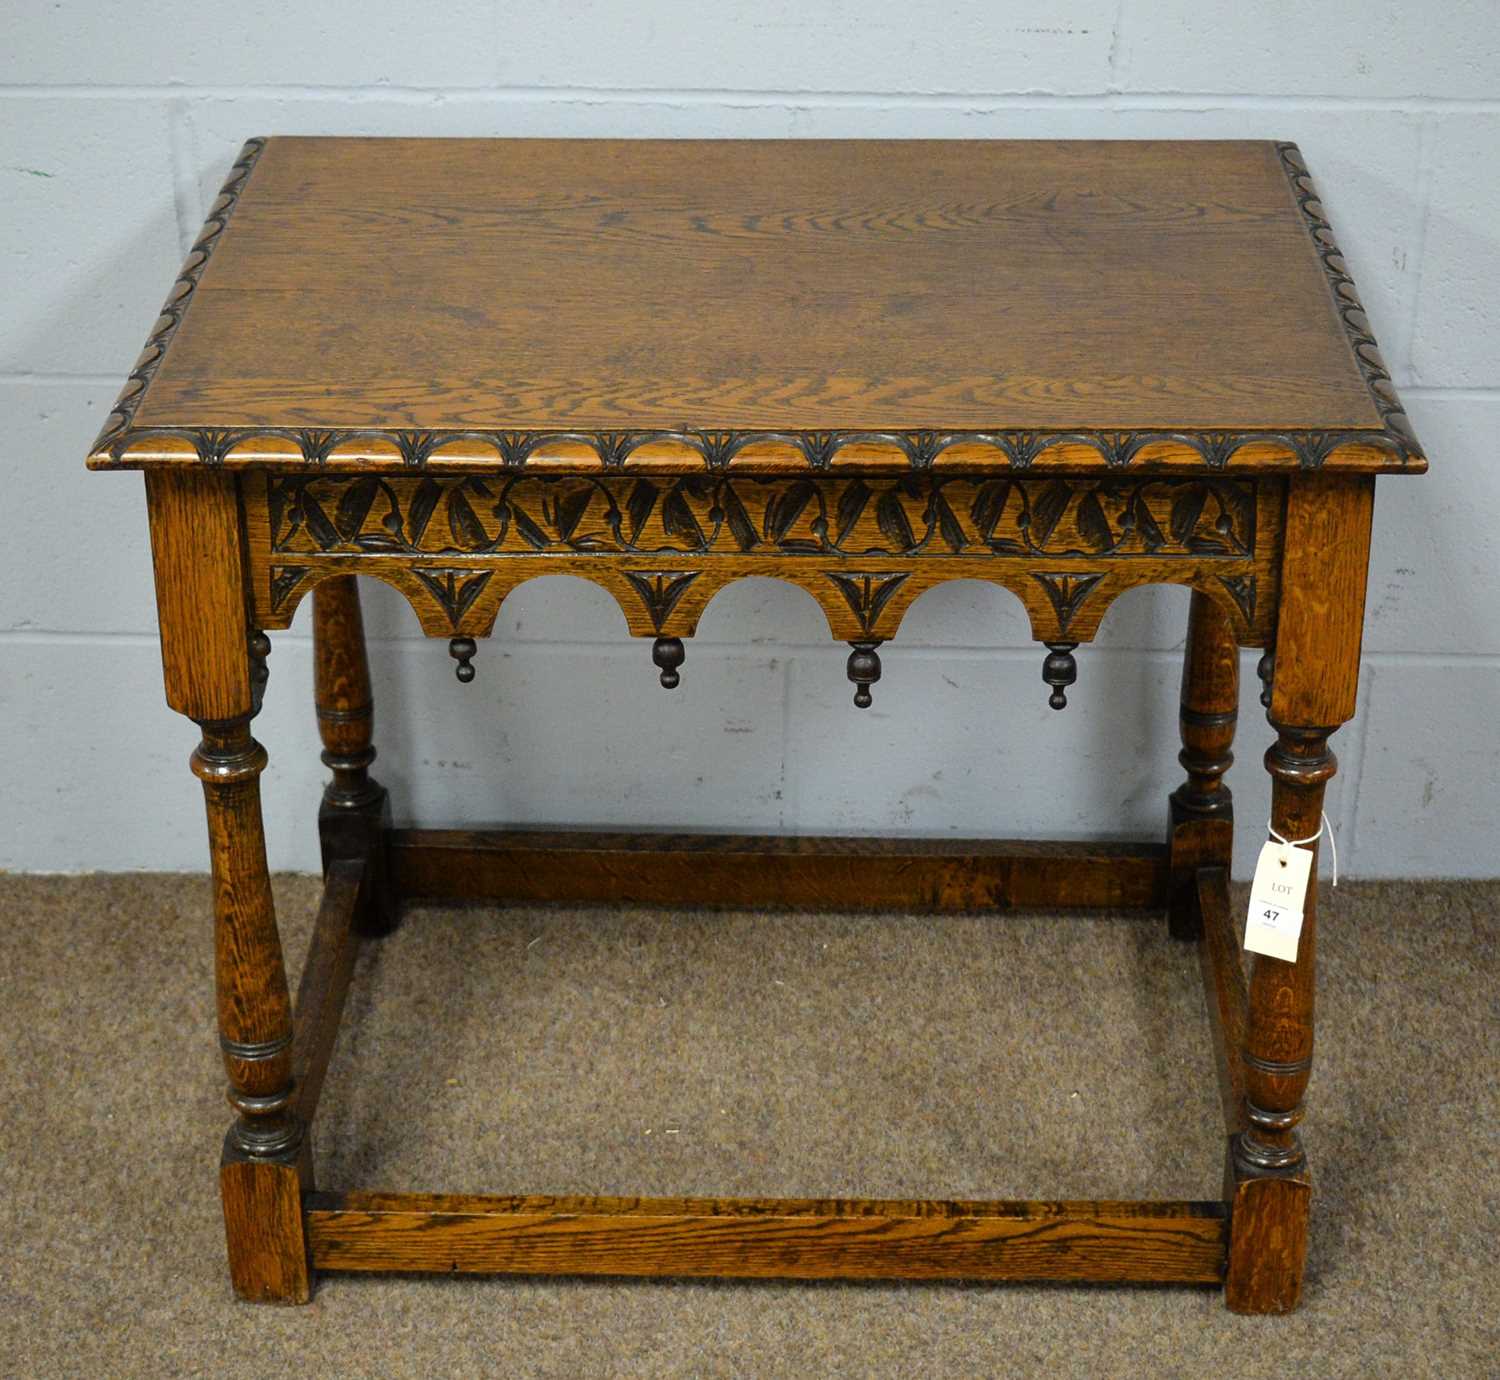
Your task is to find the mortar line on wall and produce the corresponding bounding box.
[1106,0,1126,92]
[0,631,165,648]
[377,639,1194,662]
[1404,386,1500,401]
[484,0,505,89]
[1363,650,1500,667]
[0,373,126,386]
[164,97,196,257]
[0,630,1196,667]
[777,655,795,831]
[356,640,1188,663]
[181,102,206,229]
[1404,115,1438,387]
[10,630,1500,669]
[1344,662,1377,866]
[6,85,1500,113]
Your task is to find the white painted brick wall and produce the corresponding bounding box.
[2,2,1497,877]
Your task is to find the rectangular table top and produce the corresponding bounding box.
[88,137,1423,477]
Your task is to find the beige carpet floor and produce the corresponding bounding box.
[0,873,1495,1378]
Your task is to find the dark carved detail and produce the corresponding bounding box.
[1217,573,1257,627]
[847,641,883,709]
[1276,142,1424,466]
[1030,572,1105,635]
[448,637,477,684]
[89,138,266,461]
[652,636,685,689]
[98,421,1413,474]
[411,567,493,628]
[623,570,700,632]
[268,564,309,612]
[264,474,1259,561]
[1042,642,1079,711]
[826,572,910,635]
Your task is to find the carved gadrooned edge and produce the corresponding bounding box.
[90,420,1420,475]
[87,136,1420,477]
[88,137,267,463]
[1276,141,1425,469]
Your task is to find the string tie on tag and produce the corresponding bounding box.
[1267,811,1337,887]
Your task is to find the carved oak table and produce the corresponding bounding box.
[89,137,1425,1312]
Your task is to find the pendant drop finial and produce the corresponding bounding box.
[448,636,477,683]
[248,630,272,715]
[847,640,882,709]
[652,636,685,689]
[1042,642,1078,710]
[1257,649,1275,709]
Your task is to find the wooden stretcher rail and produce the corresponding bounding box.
[387,829,1170,912]
[1196,866,1249,1137]
[306,1191,1228,1283]
[290,859,363,1123]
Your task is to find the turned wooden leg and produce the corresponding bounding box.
[146,470,311,1303]
[1224,724,1333,1313]
[195,715,313,1303]
[314,576,396,936]
[1166,592,1239,939]
[1221,473,1374,1314]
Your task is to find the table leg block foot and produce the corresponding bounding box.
[1224,1171,1310,1314]
[220,1140,314,1305]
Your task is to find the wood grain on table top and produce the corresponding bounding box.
[93,138,1422,473]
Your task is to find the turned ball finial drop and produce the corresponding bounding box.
[1042,642,1078,710]
[1257,649,1275,709]
[248,630,272,713]
[652,636,686,689]
[847,641,882,709]
[448,636,477,683]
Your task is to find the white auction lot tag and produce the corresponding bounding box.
[1243,840,1313,962]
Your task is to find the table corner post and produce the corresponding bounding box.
[1226,720,1330,1315]
[1225,472,1373,1314]
[145,468,314,1304]
[219,1133,314,1305]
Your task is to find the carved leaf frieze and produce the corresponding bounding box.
[267,474,1259,562]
